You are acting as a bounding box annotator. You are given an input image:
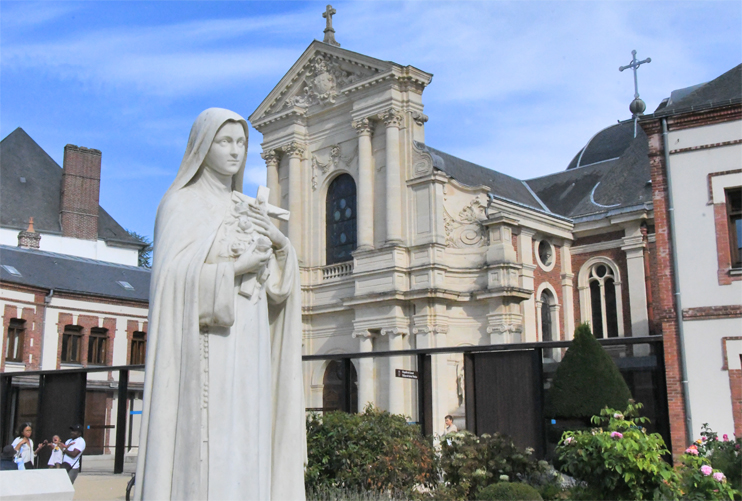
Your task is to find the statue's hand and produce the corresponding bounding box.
[233,240,273,276]
[248,204,289,249]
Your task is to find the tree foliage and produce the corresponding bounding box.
[126,230,152,268]
[546,323,632,419]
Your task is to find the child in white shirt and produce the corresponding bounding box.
[47,435,63,468]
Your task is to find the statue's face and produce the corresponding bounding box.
[204,121,246,177]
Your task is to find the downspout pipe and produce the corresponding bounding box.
[662,118,693,445]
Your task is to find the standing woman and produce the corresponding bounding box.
[11,423,46,469]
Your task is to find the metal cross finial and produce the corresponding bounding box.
[619,50,651,100]
[322,4,340,47]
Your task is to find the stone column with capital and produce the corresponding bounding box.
[282,142,305,255]
[560,243,576,340]
[622,222,650,353]
[352,117,375,250]
[381,108,404,245]
[353,329,376,409]
[518,229,538,341]
[261,149,280,206]
[383,327,407,415]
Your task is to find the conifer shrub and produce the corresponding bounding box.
[304,406,436,496]
[546,323,632,419]
[476,482,543,500]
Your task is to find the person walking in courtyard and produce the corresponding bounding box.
[47,435,64,468]
[444,415,458,435]
[11,422,46,469]
[60,424,86,483]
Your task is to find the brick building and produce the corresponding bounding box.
[1,128,150,455]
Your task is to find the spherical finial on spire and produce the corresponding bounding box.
[629,97,646,116]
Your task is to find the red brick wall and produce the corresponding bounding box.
[55,313,118,369]
[647,239,661,335]
[571,246,632,337]
[61,144,101,240]
[533,244,565,339]
[573,231,624,247]
[1,300,44,371]
[643,118,688,459]
[729,368,742,438]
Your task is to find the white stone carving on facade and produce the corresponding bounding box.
[351,117,374,136]
[411,324,449,335]
[260,149,279,166]
[411,141,434,177]
[380,108,404,128]
[311,144,341,190]
[284,55,363,110]
[352,329,376,339]
[442,198,488,248]
[281,141,306,158]
[380,327,408,337]
[410,111,429,126]
[486,322,523,335]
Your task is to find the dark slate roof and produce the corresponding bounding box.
[0,128,142,247]
[414,142,545,210]
[653,64,742,116]
[0,245,150,302]
[566,121,635,170]
[526,124,652,218]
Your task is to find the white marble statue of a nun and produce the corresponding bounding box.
[134,108,306,501]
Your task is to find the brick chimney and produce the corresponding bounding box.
[18,217,41,249]
[60,144,101,240]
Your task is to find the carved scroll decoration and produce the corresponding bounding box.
[442,198,488,248]
[310,144,358,190]
[283,55,364,110]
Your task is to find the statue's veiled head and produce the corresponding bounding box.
[166,108,249,196]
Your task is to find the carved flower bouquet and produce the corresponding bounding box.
[207,192,273,300]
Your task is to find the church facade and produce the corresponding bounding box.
[248,40,665,439]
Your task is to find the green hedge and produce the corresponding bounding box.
[477,482,543,500]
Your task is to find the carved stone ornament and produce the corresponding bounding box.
[380,108,404,128]
[411,141,434,177]
[412,324,449,335]
[260,149,279,166]
[282,142,305,158]
[380,327,408,337]
[410,111,429,126]
[351,117,374,135]
[352,329,375,339]
[443,198,488,248]
[310,143,358,190]
[486,322,523,334]
[284,55,363,110]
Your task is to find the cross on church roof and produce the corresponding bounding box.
[619,50,651,100]
[322,4,341,47]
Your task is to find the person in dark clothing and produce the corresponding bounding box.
[1,445,18,470]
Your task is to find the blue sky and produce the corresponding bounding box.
[2,1,740,238]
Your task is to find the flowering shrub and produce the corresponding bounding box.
[692,423,742,492]
[555,402,678,500]
[677,452,737,500]
[438,430,548,500]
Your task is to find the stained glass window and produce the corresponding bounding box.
[326,174,357,264]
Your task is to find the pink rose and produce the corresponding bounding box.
[611,432,623,439]
[564,437,573,445]
[700,465,713,476]
[685,446,699,456]
[713,472,726,482]
[613,413,623,420]
[722,434,729,441]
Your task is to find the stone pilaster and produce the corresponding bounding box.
[381,108,404,245]
[560,243,575,339]
[622,221,650,338]
[382,326,407,415]
[518,229,538,342]
[282,142,305,255]
[352,329,376,410]
[260,149,280,206]
[352,117,375,250]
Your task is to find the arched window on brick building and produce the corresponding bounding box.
[61,325,83,364]
[325,174,357,265]
[578,258,625,339]
[130,331,147,365]
[88,327,108,365]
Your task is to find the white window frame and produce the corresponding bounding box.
[577,256,625,338]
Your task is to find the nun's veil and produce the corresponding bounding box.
[165,108,249,198]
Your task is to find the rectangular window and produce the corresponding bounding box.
[87,328,108,365]
[61,325,83,364]
[727,188,742,268]
[130,331,146,365]
[5,319,25,362]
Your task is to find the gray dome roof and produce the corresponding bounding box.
[566,121,636,170]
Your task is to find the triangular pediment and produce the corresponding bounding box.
[249,41,397,125]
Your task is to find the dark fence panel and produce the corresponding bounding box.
[36,371,87,467]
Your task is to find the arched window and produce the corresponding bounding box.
[322,360,358,413]
[326,174,357,265]
[540,290,553,342]
[587,264,619,338]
